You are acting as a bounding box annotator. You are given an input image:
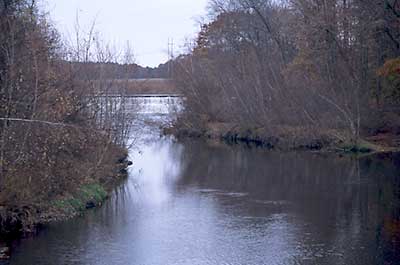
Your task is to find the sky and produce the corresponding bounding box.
[44,0,209,67]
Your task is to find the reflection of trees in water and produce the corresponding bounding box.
[363,153,400,264]
[177,141,400,264]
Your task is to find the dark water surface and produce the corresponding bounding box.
[7,97,400,265]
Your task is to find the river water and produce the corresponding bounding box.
[7,97,400,265]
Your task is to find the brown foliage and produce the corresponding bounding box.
[174,0,400,143]
[0,0,131,233]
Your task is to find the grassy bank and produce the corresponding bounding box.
[52,184,109,216]
[0,144,131,242]
[165,122,400,155]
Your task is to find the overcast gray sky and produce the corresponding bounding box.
[45,0,209,67]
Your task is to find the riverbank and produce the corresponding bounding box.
[0,143,132,257]
[164,122,400,154]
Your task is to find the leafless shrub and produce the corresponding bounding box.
[174,0,400,145]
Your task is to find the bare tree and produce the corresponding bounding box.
[173,0,400,149]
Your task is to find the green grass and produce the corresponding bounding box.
[53,184,108,215]
[80,184,108,203]
[340,139,378,154]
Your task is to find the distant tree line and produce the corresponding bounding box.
[174,0,400,145]
[70,61,171,80]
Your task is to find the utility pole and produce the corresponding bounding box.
[167,38,170,78]
[167,38,174,79]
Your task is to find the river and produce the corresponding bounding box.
[6,96,400,265]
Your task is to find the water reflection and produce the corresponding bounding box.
[6,97,400,265]
[176,141,400,264]
[130,138,184,205]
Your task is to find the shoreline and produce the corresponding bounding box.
[164,122,400,155]
[0,149,132,260]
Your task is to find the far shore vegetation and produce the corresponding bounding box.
[169,0,400,154]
